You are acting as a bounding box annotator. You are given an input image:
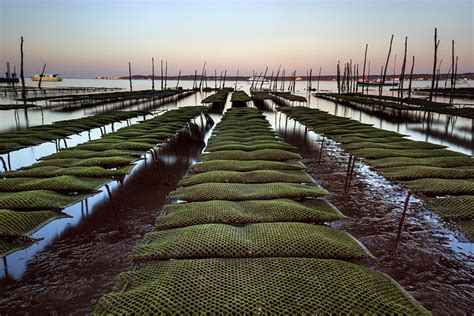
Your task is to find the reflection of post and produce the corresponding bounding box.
[105,184,123,231]
[318,136,325,165]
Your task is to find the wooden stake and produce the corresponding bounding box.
[399,36,408,101]
[128,62,133,92]
[449,40,455,104]
[176,69,181,89]
[164,60,168,90]
[362,43,368,94]
[317,67,322,93]
[161,60,164,90]
[151,57,155,90]
[379,34,394,96]
[393,191,412,255]
[429,28,440,101]
[20,36,26,104]
[336,61,341,93]
[408,56,415,98]
[260,66,268,90]
[38,63,46,89]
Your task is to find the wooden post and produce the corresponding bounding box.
[214,69,217,89]
[449,40,455,104]
[222,69,227,88]
[128,62,133,92]
[435,59,443,91]
[336,61,341,93]
[20,36,26,104]
[164,60,168,90]
[176,69,181,89]
[362,44,368,94]
[309,68,312,91]
[274,65,281,91]
[260,66,268,90]
[198,61,206,90]
[317,67,322,93]
[193,69,197,89]
[393,191,412,255]
[429,28,440,101]
[399,37,408,100]
[160,59,164,90]
[408,56,415,98]
[38,63,47,89]
[280,69,285,91]
[379,34,394,96]
[151,57,155,90]
[234,69,239,90]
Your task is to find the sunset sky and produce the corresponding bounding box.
[0,0,472,78]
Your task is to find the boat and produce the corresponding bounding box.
[357,80,398,87]
[31,74,63,82]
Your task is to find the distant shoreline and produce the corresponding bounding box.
[94,73,474,81]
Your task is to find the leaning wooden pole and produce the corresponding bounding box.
[151,57,155,90]
[379,34,394,96]
[164,60,168,90]
[38,63,47,89]
[361,44,368,94]
[260,66,268,90]
[176,69,181,89]
[429,28,440,101]
[399,36,408,101]
[20,36,26,104]
[408,56,415,99]
[128,62,133,92]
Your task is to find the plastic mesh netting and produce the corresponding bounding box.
[189,159,304,173]
[130,222,371,261]
[0,209,63,236]
[94,258,428,314]
[0,190,86,210]
[169,182,329,202]
[156,199,345,229]
[179,170,313,186]
[0,176,107,193]
[202,149,301,161]
[368,156,474,169]
[379,166,474,180]
[423,196,474,219]
[400,178,474,196]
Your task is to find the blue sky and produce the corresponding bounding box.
[0,0,472,78]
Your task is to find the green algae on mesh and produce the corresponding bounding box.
[206,142,294,152]
[130,223,372,261]
[0,176,108,193]
[379,166,474,181]
[157,199,345,229]
[201,149,301,162]
[400,178,474,196]
[231,90,252,102]
[189,160,305,173]
[3,166,132,179]
[0,209,67,237]
[168,182,329,202]
[456,221,474,242]
[367,156,474,169]
[423,196,474,220]
[341,140,446,151]
[179,170,313,186]
[94,258,429,315]
[0,190,88,210]
[351,148,465,160]
[0,236,39,257]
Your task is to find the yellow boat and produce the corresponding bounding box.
[31,74,63,82]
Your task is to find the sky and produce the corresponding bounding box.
[0,0,472,78]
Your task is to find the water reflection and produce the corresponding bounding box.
[0,114,213,281]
